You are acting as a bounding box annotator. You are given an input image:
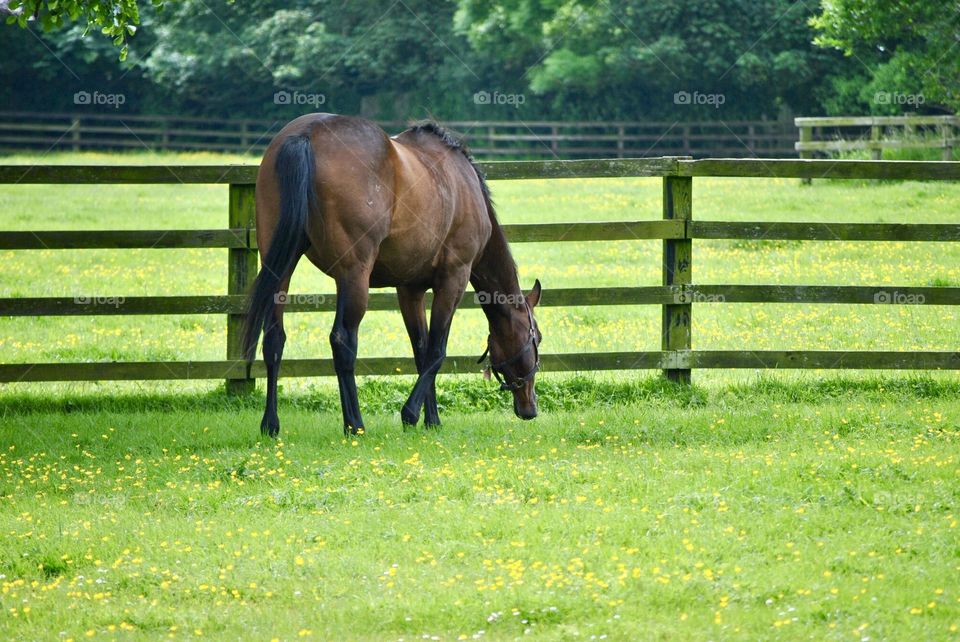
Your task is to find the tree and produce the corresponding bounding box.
[2,0,480,119]
[455,0,849,120]
[136,0,471,118]
[811,0,959,114]
[4,0,163,59]
[0,5,158,113]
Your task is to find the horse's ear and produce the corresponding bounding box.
[526,279,542,308]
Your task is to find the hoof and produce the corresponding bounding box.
[400,405,420,427]
[424,417,442,430]
[260,415,280,439]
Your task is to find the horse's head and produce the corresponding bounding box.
[482,280,542,419]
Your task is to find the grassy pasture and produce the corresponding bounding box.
[2,379,959,640]
[1,151,960,391]
[1,152,959,639]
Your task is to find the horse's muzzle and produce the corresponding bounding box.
[514,393,538,420]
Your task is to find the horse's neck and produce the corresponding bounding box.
[471,223,523,329]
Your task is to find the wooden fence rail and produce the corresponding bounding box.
[1,156,959,388]
[0,112,796,159]
[796,115,958,161]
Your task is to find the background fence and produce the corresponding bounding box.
[7,111,959,162]
[796,115,958,160]
[1,157,960,388]
[0,112,796,159]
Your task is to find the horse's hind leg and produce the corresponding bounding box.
[397,286,441,427]
[330,271,370,434]
[260,273,294,438]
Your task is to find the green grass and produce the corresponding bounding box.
[835,132,956,163]
[2,376,959,640]
[1,151,960,393]
[2,151,960,639]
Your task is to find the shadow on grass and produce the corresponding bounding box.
[1,374,958,418]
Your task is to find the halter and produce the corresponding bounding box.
[477,303,540,391]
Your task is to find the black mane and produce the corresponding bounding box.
[409,121,492,203]
[408,121,514,280]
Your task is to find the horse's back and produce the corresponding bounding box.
[257,114,396,276]
[257,114,491,287]
[374,133,491,285]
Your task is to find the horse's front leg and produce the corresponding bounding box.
[397,286,441,427]
[400,268,469,427]
[330,272,370,435]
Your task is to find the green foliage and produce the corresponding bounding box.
[2,0,860,120]
[5,0,164,59]
[137,0,472,118]
[811,0,959,113]
[0,0,955,122]
[457,0,849,119]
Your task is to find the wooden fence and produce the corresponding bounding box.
[1,157,960,389]
[796,115,958,161]
[0,112,796,159]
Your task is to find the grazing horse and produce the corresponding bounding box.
[243,113,542,436]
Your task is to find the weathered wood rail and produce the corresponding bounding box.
[796,115,958,161]
[0,112,796,159]
[1,157,959,388]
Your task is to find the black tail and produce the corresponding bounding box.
[242,135,315,361]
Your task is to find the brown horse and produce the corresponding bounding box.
[243,113,542,436]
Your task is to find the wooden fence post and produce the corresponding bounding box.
[870,124,882,160]
[160,118,170,150]
[71,118,81,152]
[662,175,692,383]
[941,122,954,161]
[240,121,250,149]
[798,124,813,185]
[226,183,257,394]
